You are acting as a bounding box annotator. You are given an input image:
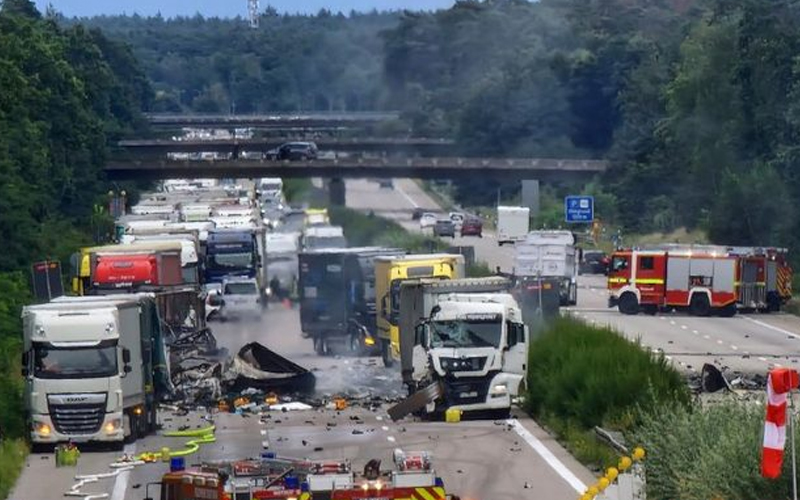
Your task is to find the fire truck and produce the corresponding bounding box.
[608,246,793,315]
[149,450,458,500]
[607,249,738,316]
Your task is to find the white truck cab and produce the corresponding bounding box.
[412,292,528,415]
[22,295,167,447]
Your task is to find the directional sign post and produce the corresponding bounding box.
[565,195,594,223]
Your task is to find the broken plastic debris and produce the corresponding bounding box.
[269,402,313,411]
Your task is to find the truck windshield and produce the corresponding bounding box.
[430,319,502,348]
[33,340,118,379]
[210,252,253,269]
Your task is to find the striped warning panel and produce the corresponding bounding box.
[778,266,793,298]
[413,486,446,500]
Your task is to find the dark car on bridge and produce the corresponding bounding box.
[271,142,318,161]
[460,217,483,237]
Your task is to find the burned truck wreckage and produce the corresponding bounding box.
[166,300,316,407]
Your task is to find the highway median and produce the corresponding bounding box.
[525,317,690,471]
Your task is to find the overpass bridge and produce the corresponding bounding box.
[104,156,607,182]
[116,137,458,157]
[145,112,401,130]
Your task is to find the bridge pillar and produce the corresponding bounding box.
[329,177,346,206]
[521,179,540,216]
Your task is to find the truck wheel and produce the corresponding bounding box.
[314,336,327,356]
[349,335,366,357]
[618,293,639,315]
[689,294,711,317]
[122,413,135,444]
[381,340,394,368]
[718,303,737,317]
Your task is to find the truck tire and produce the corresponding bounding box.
[718,303,737,317]
[618,293,639,315]
[313,336,327,356]
[123,412,135,444]
[381,340,394,368]
[689,294,711,317]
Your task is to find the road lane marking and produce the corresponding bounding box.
[703,335,711,340]
[692,330,699,334]
[387,436,396,443]
[507,419,586,493]
[717,340,723,345]
[759,357,768,361]
[681,325,687,330]
[731,345,738,350]
[110,443,136,500]
[669,320,676,325]
[742,316,800,339]
[395,183,420,208]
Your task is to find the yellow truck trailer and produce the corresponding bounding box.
[374,253,465,367]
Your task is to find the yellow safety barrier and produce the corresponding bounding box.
[577,446,645,500]
[136,425,216,462]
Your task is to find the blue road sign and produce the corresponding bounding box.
[565,196,594,223]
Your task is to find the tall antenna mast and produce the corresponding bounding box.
[248,0,259,28]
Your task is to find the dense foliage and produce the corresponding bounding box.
[75,10,398,114]
[0,0,151,477]
[526,317,689,429]
[633,400,793,499]
[83,0,800,254]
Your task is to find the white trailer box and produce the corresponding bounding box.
[514,230,578,305]
[497,206,530,246]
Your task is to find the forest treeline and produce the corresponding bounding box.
[82,0,800,251]
[0,0,150,447]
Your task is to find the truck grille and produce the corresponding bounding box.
[49,402,106,435]
[443,376,492,406]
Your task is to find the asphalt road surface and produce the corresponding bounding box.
[345,177,800,377]
[9,179,595,500]
[10,302,595,500]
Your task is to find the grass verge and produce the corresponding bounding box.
[329,206,447,253]
[525,317,690,470]
[632,400,791,499]
[0,440,27,499]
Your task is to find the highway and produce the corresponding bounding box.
[346,178,800,377]
[8,179,595,500]
[10,177,800,500]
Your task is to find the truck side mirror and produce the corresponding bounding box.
[122,348,131,364]
[124,365,133,374]
[506,321,517,349]
[414,324,428,346]
[380,294,388,317]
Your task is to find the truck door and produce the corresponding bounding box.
[503,321,528,386]
[411,323,430,384]
[634,254,666,306]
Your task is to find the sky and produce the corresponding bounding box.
[33,0,455,18]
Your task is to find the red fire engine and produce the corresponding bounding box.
[608,245,793,315]
[151,450,458,500]
[607,249,738,316]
